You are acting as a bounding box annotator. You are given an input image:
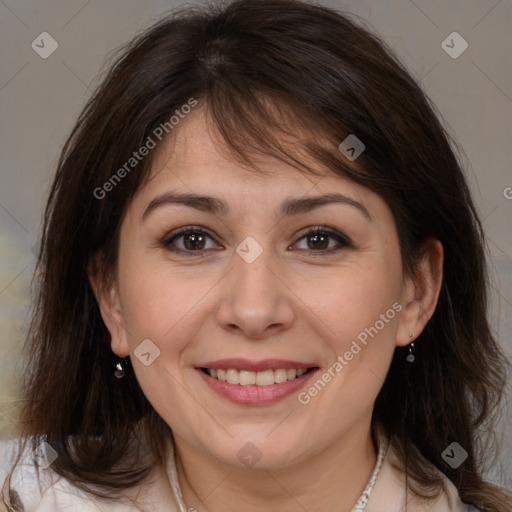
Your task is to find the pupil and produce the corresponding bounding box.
[309,234,328,250]
[185,233,204,250]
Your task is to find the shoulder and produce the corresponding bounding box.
[0,437,121,511]
[366,435,477,512]
[0,437,181,512]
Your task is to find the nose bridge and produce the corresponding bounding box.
[215,236,295,337]
[234,237,274,298]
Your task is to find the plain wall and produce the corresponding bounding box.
[0,0,510,488]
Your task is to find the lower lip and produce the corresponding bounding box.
[196,368,319,405]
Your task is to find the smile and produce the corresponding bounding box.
[196,360,320,405]
[202,367,310,385]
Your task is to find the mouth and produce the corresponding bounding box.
[195,359,320,405]
[200,367,313,385]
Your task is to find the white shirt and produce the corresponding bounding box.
[0,429,477,511]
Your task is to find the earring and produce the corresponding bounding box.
[114,356,130,378]
[406,333,415,363]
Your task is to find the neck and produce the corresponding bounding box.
[172,420,378,512]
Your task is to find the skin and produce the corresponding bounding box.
[90,106,443,512]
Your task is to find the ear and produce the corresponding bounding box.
[87,254,130,357]
[396,238,444,347]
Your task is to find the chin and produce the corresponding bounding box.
[203,432,308,471]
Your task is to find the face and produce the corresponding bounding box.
[95,106,438,471]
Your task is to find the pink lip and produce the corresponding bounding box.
[197,358,317,372]
[196,367,320,405]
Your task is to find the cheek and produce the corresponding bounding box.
[296,265,402,414]
[116,263,204,414]
[117,255,228,374]
[121,275,202,345]
[116,251,190,345]
[303,261,402,351]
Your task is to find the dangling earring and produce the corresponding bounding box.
[114,356,129,378]
[406,333,415,363]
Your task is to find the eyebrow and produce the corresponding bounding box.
[141,191,372,222]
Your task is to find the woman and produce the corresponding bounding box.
[1,0,510,510]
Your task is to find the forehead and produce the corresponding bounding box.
[121,106,398,250]
[141,106,362,201]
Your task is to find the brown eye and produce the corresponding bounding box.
[162,227,221,254]
[181,232,206,250]
[293,227,352,254]
[307,233,330,250]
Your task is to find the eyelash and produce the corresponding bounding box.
[160,225,353,257]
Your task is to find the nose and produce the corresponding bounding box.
[215,242,296,340]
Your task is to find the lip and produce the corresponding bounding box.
[197,358,317,372]
[196,365,320,405]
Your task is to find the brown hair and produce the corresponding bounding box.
[2,0,511,510]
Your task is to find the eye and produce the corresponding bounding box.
[161,227,221,254]
[160,225,352,256]
[292,226,352,254]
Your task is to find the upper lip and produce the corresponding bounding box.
[196,358,318,372]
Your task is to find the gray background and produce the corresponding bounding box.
[0,0,511,489]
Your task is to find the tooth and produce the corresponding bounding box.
[239,370,256,386]
[274,369,288,383]
[286,369,297,380]
[208,368,309,385]
[226,369,240,384]
[256,370,275,386]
